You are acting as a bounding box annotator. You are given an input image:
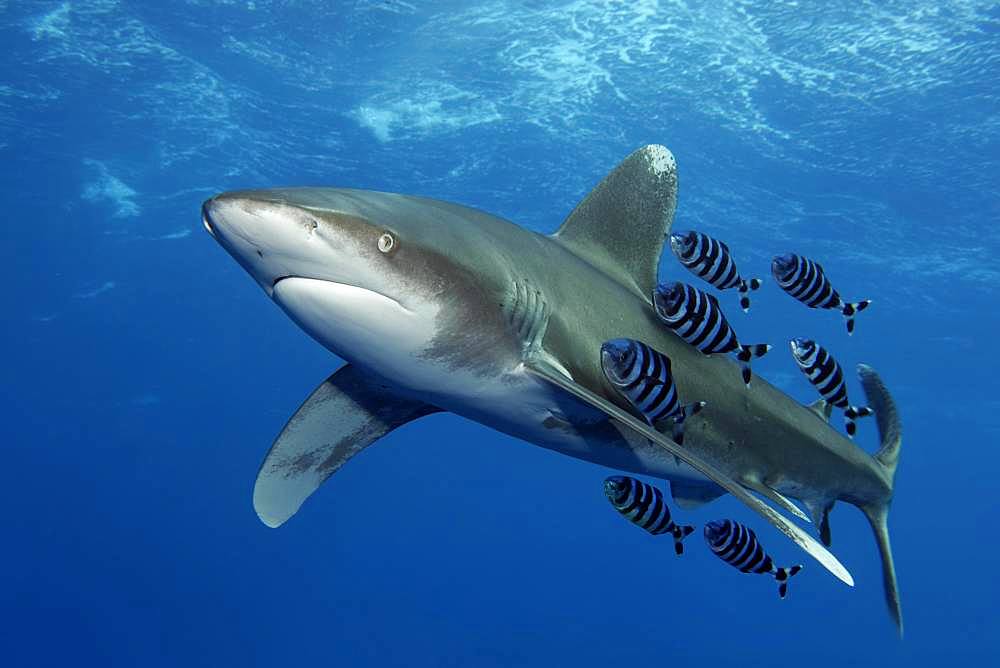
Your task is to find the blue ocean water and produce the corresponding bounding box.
[3,1,998,665]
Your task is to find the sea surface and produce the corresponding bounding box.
[2,1,998,666]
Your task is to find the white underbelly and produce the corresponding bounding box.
[431,366,712,485]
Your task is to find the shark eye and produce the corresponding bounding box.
[377,232,396,254]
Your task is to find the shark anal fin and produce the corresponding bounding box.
[553,145,678,297]
[670,480,725,510]
[253,364,440,528]
[524,357,854,587]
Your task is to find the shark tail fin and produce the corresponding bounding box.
[858,364,904,637]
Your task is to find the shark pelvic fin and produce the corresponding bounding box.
[554,145,678,297]
[803,498,835,546]
[524,357,854,588]
[253,364,440,528]
[669,480,725,510]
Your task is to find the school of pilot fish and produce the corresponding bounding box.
[601,231,871,599]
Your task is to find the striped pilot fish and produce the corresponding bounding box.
[669,230,762,312]
[600,338,705,445]
[789,337,873,437]
[652,282,771,386]
[771,253,871,335]
[603,476,695,555]
[704,519,802,598]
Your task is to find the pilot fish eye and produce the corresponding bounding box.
[377,232,395,253]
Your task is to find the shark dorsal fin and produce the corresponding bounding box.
[553,145,678,297]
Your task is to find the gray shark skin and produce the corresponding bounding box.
[202,146,903,634]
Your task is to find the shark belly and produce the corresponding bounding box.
[427,366,712,486]
[272,276,705,485]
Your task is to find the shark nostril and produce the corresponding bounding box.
[256,249,263,258]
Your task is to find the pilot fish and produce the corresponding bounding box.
[704,519,803,598]
[669,230,762,312]
[600,338,704,445]
[652,282,770,386]
[771,253,871,335]
[604,476,695,555]
[789,338,873,437]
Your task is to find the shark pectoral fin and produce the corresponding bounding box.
[807,398,833,422]
[553,145,678,297]
[670,480,725,510]
[524,357,854,588]
[253,364,440,528]
[742,479,811,523]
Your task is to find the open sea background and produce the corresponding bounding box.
[2,1,998,665]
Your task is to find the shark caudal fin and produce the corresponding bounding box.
[857,364,904,636]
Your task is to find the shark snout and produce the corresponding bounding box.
[201,200,217,238]
[202,194,335,297]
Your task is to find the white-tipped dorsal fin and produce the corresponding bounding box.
[808,398,833,422]
[554,145,678,297]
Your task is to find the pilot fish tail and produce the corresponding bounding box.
[604,476,695,555]
[790,338,873,437]
[771,253,871,334]
[669,231,762,312]
[704,519,803,598]
[652,282,770,386]
[600,338,705,444]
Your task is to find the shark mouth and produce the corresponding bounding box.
[270,276,411,314]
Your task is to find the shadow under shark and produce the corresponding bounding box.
[202,146,903,634]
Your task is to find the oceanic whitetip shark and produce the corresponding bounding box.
[202,146,903,634]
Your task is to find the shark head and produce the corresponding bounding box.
[668,230,698,260]
[203,188,517,390]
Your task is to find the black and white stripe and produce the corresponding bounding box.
[652,282,771,386]
[600,338,704,444]
[603,476,695,555]
[771,253,871,335]
[704,519,802,598]
[669,231,762,311]
[789,338,873,437]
